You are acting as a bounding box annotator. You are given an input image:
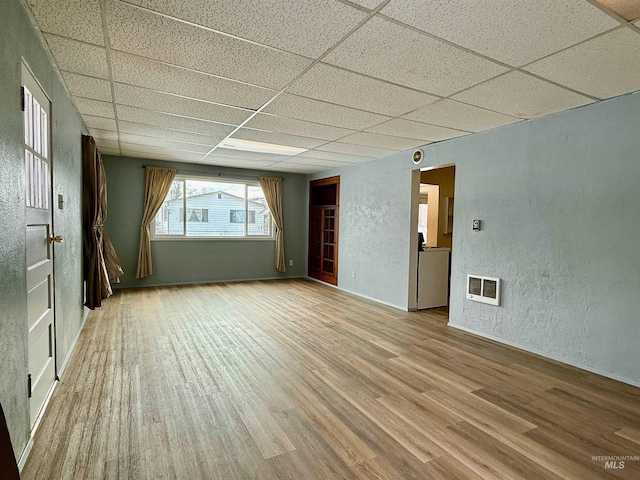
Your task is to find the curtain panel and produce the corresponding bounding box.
[82,135,124,309]
[136,167,176,278]
[259,177,286,273]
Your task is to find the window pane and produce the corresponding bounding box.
[155,180,184,235]
[185,180,246,237]
[248,185,271,236]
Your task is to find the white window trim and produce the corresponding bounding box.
[151,174,275,242]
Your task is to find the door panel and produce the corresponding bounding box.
[23,63,56,428]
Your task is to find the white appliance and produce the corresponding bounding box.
[418,248,450,309]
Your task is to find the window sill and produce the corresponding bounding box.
[151,236,275,242]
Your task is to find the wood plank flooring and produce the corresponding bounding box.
[22,279,640,479]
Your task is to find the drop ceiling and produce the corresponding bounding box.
[26,0,640,174]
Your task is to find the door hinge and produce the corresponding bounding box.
[21,86,25,112]
[28,374,32,398]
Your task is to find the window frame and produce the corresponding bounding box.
[151,175,275,242]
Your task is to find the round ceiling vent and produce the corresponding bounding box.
[412,149,424,164]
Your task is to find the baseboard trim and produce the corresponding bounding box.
[306,277,407,311]
[112,276,305,289]
[18,436,33,472]
[57,306,90,379]
[448,322,640,388]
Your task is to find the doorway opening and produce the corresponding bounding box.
[308,176,340,285]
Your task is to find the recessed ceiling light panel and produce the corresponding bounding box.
[220,138,308,156]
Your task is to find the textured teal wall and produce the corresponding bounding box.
[0,0,86,458]
[103,155,308,287]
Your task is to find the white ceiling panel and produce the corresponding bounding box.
[297,150,374,163]
[119,134,215,153]
[43,34,109,78]
[282,157,350,167]
[88,128,118,141]
[206,148,290,163]
[199,156,276,168]
[114,83,252,126]
[366,118,468,142]
[120,149,203,163]
[118,121,225,145]
[121,142,207,156]
[339,132,426,151]
[381,0,620,67]
[97,147,120,157]
[287,63,439,116]
[246,114,355,141]
[82,115,117,131]
[107,2,312,90]
[316,142,397,157]
[452,72,595,119]
[524,27,640,100]
[94,139,119,150]
[124,0,366,58]
[402,99,522,133]
[323,16,508,96]
[27,0,104,46]
[267,164,324,174]
[110,52,274,110]
[230,128,327,149]
[73,97,114,119]
[62,72,112,102]
[348,0,384,9]
[263,93,389,130]
[116,105,236,137]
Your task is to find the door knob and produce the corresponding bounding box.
[49,234,63,244]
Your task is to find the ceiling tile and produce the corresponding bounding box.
[323,16,507,96]
[27,0,104,46]
[366,118,468,142]
[120,149,203,163]
[118,121,225,145]
[348,0,384,9]
[110,51,274,110]
[523,27,640,100]
[114,83,252,125]
[594,0,640,22]
[88,128,118,141]
[107,2,312,90]
[97,147,120,157]
[43,34,109,78]
[267,163,324,174]
[230,128,327,149]
[245,114,355,141]
[82,115,116,131]
[451,72,595,119]
[339,132,426,151]
[263,93,389,130]
[119,134,215,153]
[316,142,396,157]
[288,63,439,117]
[94,139,119,150]
[402,99,522,133]
[206,148,290,163]
[381,0,620,67]
[124,0,366,58]
[297,150,373,163]
[121,142,207,156]
[199,156,276,168]
[62,72,112,102]
[73,97,114,119]
[116,105,236,137]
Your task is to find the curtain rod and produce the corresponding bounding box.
[141,164,282,181]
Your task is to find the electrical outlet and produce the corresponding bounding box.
[352,271,356,279]
[289,259,293,266]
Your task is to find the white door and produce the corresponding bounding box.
[23,63,58,427]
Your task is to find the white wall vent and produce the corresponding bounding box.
[466,275,501,306]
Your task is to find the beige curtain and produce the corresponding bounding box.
[82,135,124,309]
[259,177,286,272]
[136,167,176,278]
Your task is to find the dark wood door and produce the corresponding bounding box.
[309,177,339,285]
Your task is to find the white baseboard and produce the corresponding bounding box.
[57,305,90,379]
[448,322,640,388]
[18,436,33,472]
[305,277,407,311]
[112,276,305,289]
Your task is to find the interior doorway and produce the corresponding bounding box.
[412,165,456,311]
[308,176,340,285]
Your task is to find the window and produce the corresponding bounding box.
[153,176,272,239]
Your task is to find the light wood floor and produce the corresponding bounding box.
[22,279,640,479]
